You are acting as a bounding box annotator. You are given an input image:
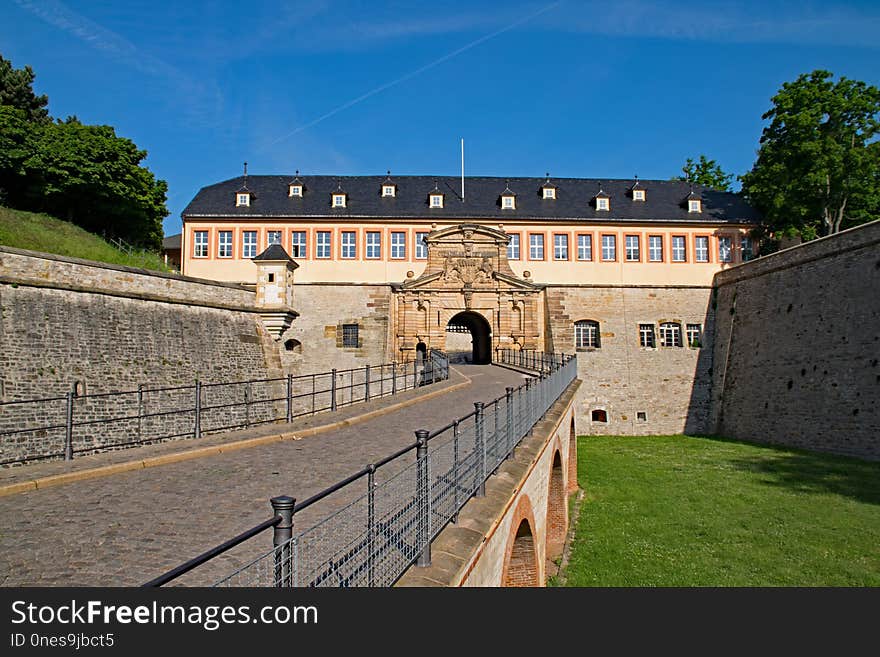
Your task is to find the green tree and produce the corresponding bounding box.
[0,106,35,206]
[673,155,734,191]
[741,70,880,239]
[0,54,49,123]
[22,117,167,249]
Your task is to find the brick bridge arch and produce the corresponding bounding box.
[546,449,566,559]
[501,495,541,587]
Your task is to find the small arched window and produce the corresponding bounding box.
[574,320,601,349]
[284,339,302,353]
[659,322,683,348]
[591,409,608,423]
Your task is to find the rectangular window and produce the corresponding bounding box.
[741,236,753,261]
[242,230,257,259]
[660,322,683,347]
[341,231,356,259]
[639,323,656,348]
[625,235,640,261]
[718,236,732,262]
[686,323,703,348]
[648,235,663,262]
[218,230,232,258]
[316,231,331,259]
[415,232,429,259]
[672,235,687,262]
[366,231,382,259]
[507,234,521,260]
[694,236,708,262]
[342,323,359,348]
[391,231,406,259]
[601,234,616,261]
[194,231,208,257]
[577,234,592,261]
[553,234,569,260]
[430,195,443,208]
[291,231,307,258]
[529,233,544,260]
[575,321,600,349]
[333,194,346,207]
[267,230,282,245]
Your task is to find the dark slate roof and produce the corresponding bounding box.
[252,244,294,261]
[182,175,760,224]
[162,234,181,249]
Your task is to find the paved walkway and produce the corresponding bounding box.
[0,365,527,586]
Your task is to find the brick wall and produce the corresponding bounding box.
[709,220,880,460]
[544,285,715,436]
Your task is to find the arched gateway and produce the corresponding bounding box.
[394,224,542,362]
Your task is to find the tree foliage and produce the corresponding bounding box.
[673,155,734,191]
[741,70,880,240]
[0,54,49,123]
[0,54,166,249]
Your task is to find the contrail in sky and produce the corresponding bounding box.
[260,1,564,150]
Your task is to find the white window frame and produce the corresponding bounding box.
[688,199,702,213]
[672,236,687,262]
[596,197,609,211]
[694,236,708,263]
[529,233,544,260]
[332,194,346,208]
[242,230,258,259]
[267,230,282,245]
[633,189,646,201]
[507,234,520,260]
[218,230,233,258]
[718,236,732,263]
[601,234,616,261]
[543,187,556,199]
[502,195,515,210]
[639,323,656,348]
[366,231,382,259]
[415,232,429,260]
[430,194,443,208]
[382,185,396,197]
[391,231,406,259]
[236,193,250,207]
[659,322,683,348]
[289,185,302,197]
[291,231,307,258]
[316,231,331,259]
[686,323,703,348]
[648,235,663,262]
[574,320,600,349]
[553,234,569,261]
[194,231,209,258]
[741,236,753,261]
[577,234,592,261]
[625,235,640,262]
[341,231,357,259]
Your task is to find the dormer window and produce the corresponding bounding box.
[332,193,347,208]
[543,187,556,199]
[289,185,303,197]
[236,193,250,207]
[429,193,444,208]
[633,189,646,201]
[502,196,515,209]
[688,199,702,213]
[382,185,396,197]
[596,197,609,211]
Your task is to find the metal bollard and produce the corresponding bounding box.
[331,368,338,412]
[415,429,431,567]
[286,373,293,423]
[474,402,486,497]
[392,361,398,395]
[271,495,296,587]
[365,365,371,402]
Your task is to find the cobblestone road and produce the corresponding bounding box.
[0,365,526,586]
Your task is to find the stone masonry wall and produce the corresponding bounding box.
[0,248,278,464]
[709,220,880,460]
[544,285,715,436]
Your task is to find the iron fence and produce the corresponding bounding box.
[0,351,448,466]
[143,349,576,588]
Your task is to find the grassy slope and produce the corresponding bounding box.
[563,435,880,586]
[0,206,169,272]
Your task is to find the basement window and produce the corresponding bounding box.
[342,323,359,348]
[591,409,608,423]
[637,411,647,422]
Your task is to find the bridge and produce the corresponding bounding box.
[0,353,579,587]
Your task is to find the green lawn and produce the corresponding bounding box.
[0,206,170,272]
[561,435,880,586]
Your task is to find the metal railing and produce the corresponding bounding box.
[143,349,576,588]
[0,351,449,466]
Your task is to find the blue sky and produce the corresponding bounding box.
[2,0,879,237]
